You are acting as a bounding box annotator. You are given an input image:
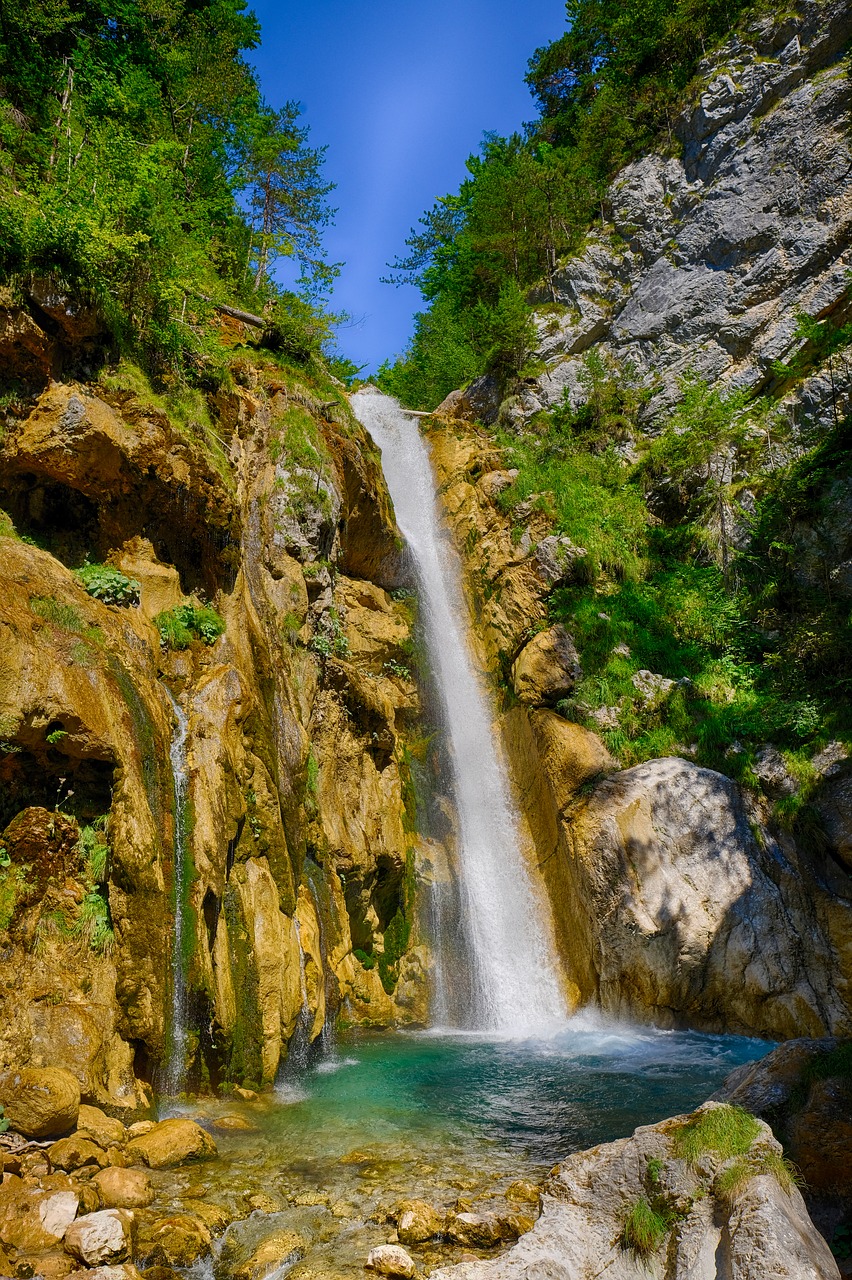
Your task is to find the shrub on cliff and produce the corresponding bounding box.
[379,0,758,406]
[155,602,225,650]
[74,564,140,608]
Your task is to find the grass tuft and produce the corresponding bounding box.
[715,1148,803,1204]
[672,1105,761,1166]
[621,1197,670,1257]
[155,601,225,650]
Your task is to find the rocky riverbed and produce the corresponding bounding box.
[1,1034,849,1279]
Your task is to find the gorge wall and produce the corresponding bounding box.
[0,318,435,1110]
[427,0,852,1041]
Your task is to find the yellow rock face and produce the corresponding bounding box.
[0,356,431,1099]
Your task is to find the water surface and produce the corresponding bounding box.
[177,1023,770,1278]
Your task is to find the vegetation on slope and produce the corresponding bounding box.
[377,0,852,817]
[492,350,852,805]
[0,0,339,380]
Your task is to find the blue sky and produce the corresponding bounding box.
[249,1,567,374]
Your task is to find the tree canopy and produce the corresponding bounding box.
[0,0,337,373]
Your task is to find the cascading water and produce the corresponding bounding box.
[351,389,568,1035]
[162,686,191,1095]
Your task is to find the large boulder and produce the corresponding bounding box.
[49,1134,109,1171]
[0,1066,80,1138]
[64,1209,135,1267]
[427,1106,839,1280]
[434,375,502,424]
[77,1104,127,1150]
[125,1117,217,1169]
[512,625,581,706]
[563,757,850,1038]
[0,1181,79,1254]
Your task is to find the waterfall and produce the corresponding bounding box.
[162,685,191,1095]
[280,920,313,1078]
[351,389,567,1035]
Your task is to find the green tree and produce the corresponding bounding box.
[242,102,337,297]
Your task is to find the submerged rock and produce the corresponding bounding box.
[232,1230,306,1280]
[366,1244,417,1278]
[446,1212,503,1248]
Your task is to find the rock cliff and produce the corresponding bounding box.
[424,0,852,1041]
[525,0,852,432]
[426,413,852,1039]
[0,325,431,1106]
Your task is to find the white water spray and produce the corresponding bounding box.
[351,389,567,1035]
[163,686,190,1095]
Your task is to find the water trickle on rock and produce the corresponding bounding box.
[351,389,567,1034]
[162,684,191,1095]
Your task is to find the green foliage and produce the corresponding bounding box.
[672,1106,761,1166]
[378,908,412,995]
[309,609,349,659]
[503,446,648,583]
[74,563,141,607]
[76,889,115,954]
[715,1149,802,1204]
[99,358,233,483]
[527,0,755,149]
[353,947,376,971]
[0,0,338,377]
[270,404,332,522]
[643,375,765,584]
[155,601,225,650]
[30,596,103,667]
[484,352,852,776]
[78,820,110,885]
[0,1105,8,1135]
[380,0,757,405]
[621,1197,671,1257]
[772,305,852,428]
